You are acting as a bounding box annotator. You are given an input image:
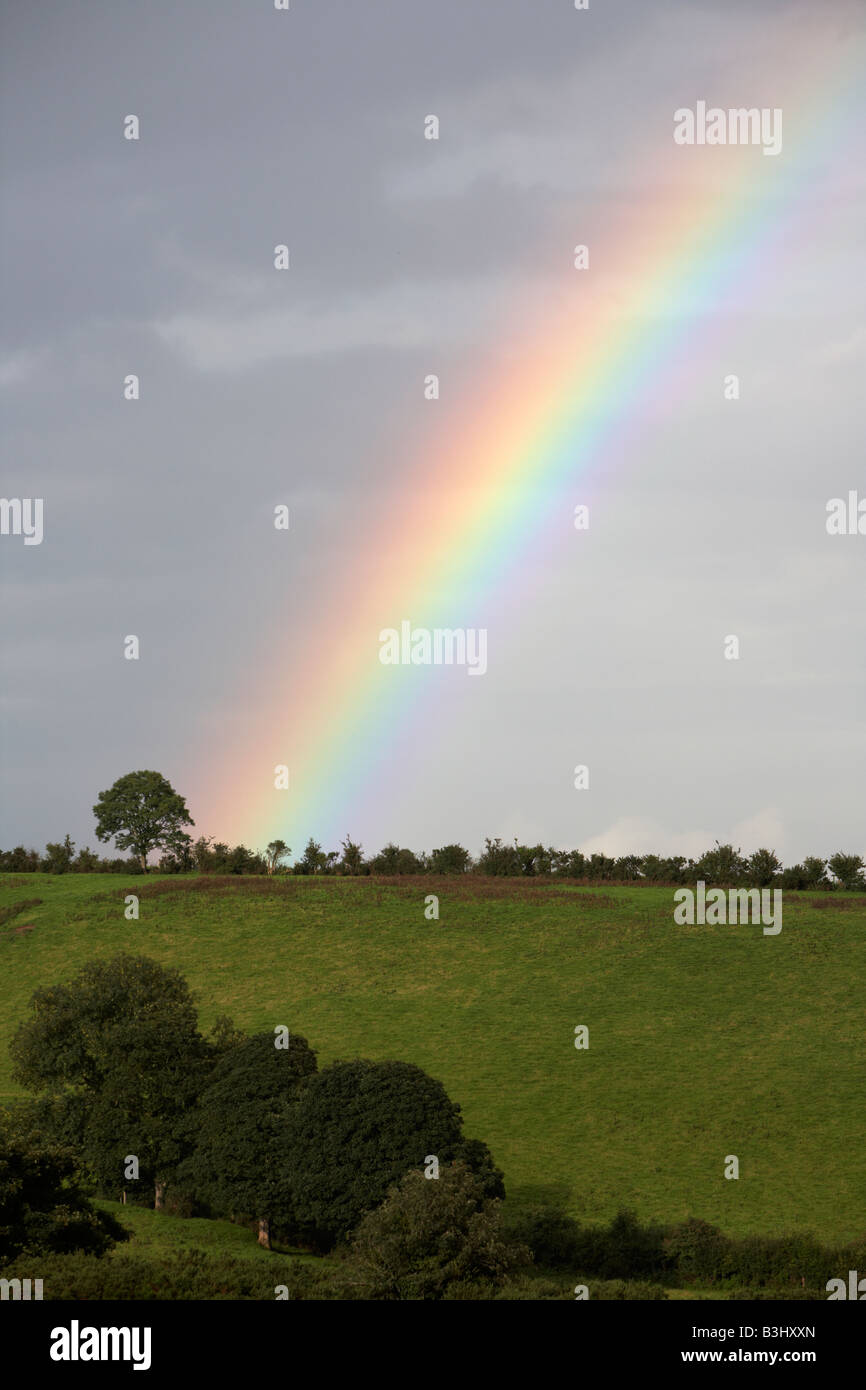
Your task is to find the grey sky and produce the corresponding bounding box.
[1,0,864,865]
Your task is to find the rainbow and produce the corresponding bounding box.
[190,24,863,856]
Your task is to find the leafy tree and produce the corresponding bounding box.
[265,839,290,875]
[283,1060,502,1250]
[0,846,41,872]
[10,955,212,1208]
[429,844,472,874]
[192,836,215,872]
[338,836,365,875]
[477,837,521,876]
[614,854,644,881]
[557,848,589,878]
[157,829,194,873]
[43,834,75,874]
[692,842,746,887]
[587,852,617,881]
[226,844,265,875]
[747,848,782,887]
[0,1116,128,1264]
[345,1162,528,1299]
[802,856,829,889]
[183,1031,317,1247]
[369,843,424,874]
[74,845,101,872]
[640,854,667,882]
[294,838,328,875]
[93,771,194,872]
[828,852,865,891]
[779,863,810,890]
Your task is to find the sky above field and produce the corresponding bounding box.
[1,0,864,864]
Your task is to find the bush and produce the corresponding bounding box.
[344,1162,527,1299]
[663,1216,728,1283]
[572,1208,670,1281]
[0,1123,128,1265]
[0,1248,336,1300]
[505,1205,583,1268]
[589,1278,668,1300]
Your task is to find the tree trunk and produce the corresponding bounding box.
[257,1218,271,1249]
[154,1181,165,1210]
[140,853,148,873]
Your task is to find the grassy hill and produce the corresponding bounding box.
[2,872,864,1244]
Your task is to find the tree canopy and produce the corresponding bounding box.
[0,1114,127,1264]
[183,1030,317,1246]
[10,954,213,1207]
[92,770,194,871]
[283,1059,502,1249]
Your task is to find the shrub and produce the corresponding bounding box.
[0,1248,336,1300]
[505,1205,583,1268]
[0,1123,128,1265]
[344,1162,527,1299]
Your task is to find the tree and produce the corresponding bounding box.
[369,843,423,874]
[265,839,290,875]
[345,1162,528,1300]
[428,844,471,874]
[828,852,865,891]
[692,842,746,887]
[747,848,781,887]
[43,834,75,874]
[477,837,521,875]
[192,836,215,872]
[74,846,101,872]
[283,1059,502,1250]
[294,838,328,875]
[0,1116,128,1265]
[10,955,212,1209]
[614,854,644,881]
[338,836,365,875]
[93,771,194,872]
[183,1031,317,1248]
[587,852,617,881]
[157,829,194,873]
[802,856,829,889]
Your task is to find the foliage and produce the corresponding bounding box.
[345,1162,527,1299]
[0,1120,128,1264]
[828,852,865,891]
[283,1060,493,1249]
[92,771,194,871]
[9,954,213,1203]
[182,1030,317,1233]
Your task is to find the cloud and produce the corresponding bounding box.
[150,271,520,373]
[0,349,40,388]
[580,810,785,860]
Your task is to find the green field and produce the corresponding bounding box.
[2,873,864,1244]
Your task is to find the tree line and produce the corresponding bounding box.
[4,833,865,888]
[2,769,864,888]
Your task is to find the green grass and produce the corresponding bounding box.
[2,872,864,1244]
[92,1201,329,1267]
